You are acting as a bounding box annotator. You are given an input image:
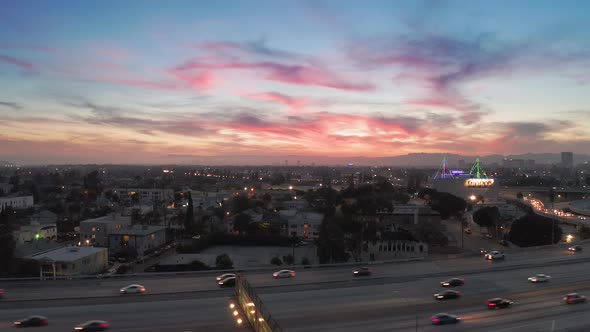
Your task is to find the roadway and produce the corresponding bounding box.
[2,246,590,331]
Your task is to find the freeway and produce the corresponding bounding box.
[0,243,586,302]
[261,259,590,331]
[2,245,590,331]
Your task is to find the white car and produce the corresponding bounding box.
[528,274,551,283]
[120,284,146,294]
[485,251,505,260]
[216,273,236,281]
[273,270,296,278]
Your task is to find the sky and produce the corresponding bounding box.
[1,0,590,165]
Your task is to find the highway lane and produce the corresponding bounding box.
[261,260,590,331]
[1,245,587,302]
[0,296,241,332]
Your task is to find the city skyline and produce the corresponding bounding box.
[1,0,590,164]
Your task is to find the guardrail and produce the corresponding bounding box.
[236,273,283,332]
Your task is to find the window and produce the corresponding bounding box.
[290,224,298,229]
[92,227,96,232]
[123,235,130,242]
[303,223,309,228]
[91,234,96,239]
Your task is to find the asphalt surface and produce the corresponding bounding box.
[2,246,590,331]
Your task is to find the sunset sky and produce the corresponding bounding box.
[1,0,590,165]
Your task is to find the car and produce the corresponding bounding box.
[485,234,493,239]
[568,245,583,252]
[273,270,296,278]
[433,290,461,300]
[14,315,49,327]
[564,293,587,304]
[120,284,146,294]
[479,248,488,254]
[528,274,551,283]
[440,278,465,287]
[217,276,236,288]
[485,251,505,260]
[216,273,236,281]
[430,313,460,325]
[0,288,3,298]
[486,298,513,309]
[499,240,509,247]
[153,250,162,257]
[73,320,110,331]
[353,267,372,276]
[464,228,472,235]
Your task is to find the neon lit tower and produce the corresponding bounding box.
[434,156,453,179]
[469,157,488,179]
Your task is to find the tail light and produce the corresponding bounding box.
[457,292,461,296]
[488,302,496,307]
[42,320,48,325]
[431,318,440,323]
[101,323,110,328]
[292,272,296,276]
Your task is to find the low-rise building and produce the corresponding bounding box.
[80,214,132,247]
[14,224,57,244]
[108,225,166,258]
[30,246,108,276]
[0,195,34,212]
[279,210,322,239]
[113,188,173,204]
[362,240,429,261]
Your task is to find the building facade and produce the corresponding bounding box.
[80,214,132,247]
[0,195,34,212]
[108,225,166,257]
[279,210,322,239]
[30,246,108,276]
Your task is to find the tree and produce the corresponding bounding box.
[184,192,195,235]
[231,195,250,214]
[473,207,500,229]
[270,257,283,265]
[215,254,234,270]
[578,226,590,240]
[509,214,562,246]
[233,213,252,234]
[282,254,294,265]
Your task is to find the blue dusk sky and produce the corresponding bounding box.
[1,0,589,164]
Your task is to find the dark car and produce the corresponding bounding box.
[464,228,472,235]
[353,267,372,276]
[430,313,460,325]
[568,245,583,252]
[14,315,49,327]
[499,240,509,247]
[486,298,513,309]
[73,320,110,331]
[434,290,461,300]
[564,293,587,304]
[440,278,465,287]
[218,276,236,287]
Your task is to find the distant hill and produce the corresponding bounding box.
[167,153,590,167]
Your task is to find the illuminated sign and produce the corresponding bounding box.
[464,178,495,187]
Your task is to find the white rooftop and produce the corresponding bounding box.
[80,214,131,224]
[30,246,107,262]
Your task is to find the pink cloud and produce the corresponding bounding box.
[0,54,36,74]
[247,92,309,110]
[173,60,374,92]
[169,69,215,90]
[0,44,60,52]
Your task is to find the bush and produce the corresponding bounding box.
[215,253,234,270]
[270,257,283,265]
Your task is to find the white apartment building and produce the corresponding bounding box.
[0,195,34,212]
[30,246,108,276]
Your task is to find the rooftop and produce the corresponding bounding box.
[30,246,107,262]
[109,225,166,236]
[80,214,131,225]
